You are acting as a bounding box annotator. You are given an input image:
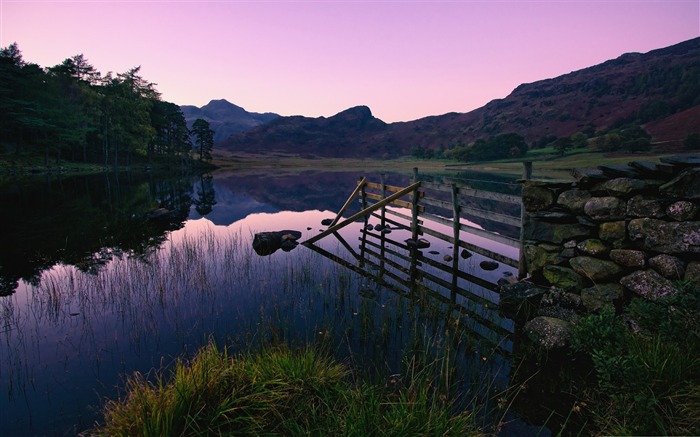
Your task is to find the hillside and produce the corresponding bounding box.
[181,99,280,143]
[223,106,392,157]
[220,37,700,157]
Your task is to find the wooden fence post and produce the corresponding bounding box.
[518,161,532,278]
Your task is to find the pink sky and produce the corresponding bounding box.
[2,1,699,122]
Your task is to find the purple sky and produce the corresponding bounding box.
[2,1,699,122]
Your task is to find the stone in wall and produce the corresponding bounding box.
[609,249,646,268]
[523,220,593,244]
[599,221,626,242]
[648,254,686,279]
[685,261,700,282]
[666,201,698,221]
[580,283,624,313]
[628,218,700,253]
[584,197,626,221]
[543,265,586,292]
[557,189,591,214]
[627,195,667,218]
[659,167,700,199]
[576,239,610,256]
[601,178,649,196]
[522,185,556,211]
[523,244,559,271]
[621,269,678,300]
[570,256,622,282]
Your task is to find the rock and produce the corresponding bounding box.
[576,239,609,256]
[557,189,592,214]
[659,167,700,199]
[321,218,333,226]
[529,211,576,223]
[480,260,499,271]
[626,195,667,218]
[584,197,626,222]
[620,269,678,300]
[522,185,556,212]
[365,224,374,231]
[609,249,646,268]
[571,168,606,182]
[460,249,472,259]
[381,228,392,234]
[543,265,585,292]
[629,161,672,178]
[685,261,700,282]
[500,281,547,303]
[307,227,312,231]
[598,164,638,178]
[374,224,385,231]
[570,256,622,282]
[429,250,439,255]
[666,201,698,221]
[581,284,624,313]
[599,221,626,242]
[558,248,576,261]
[659,154,700,167]
[443,255,453,262]
[648,254,685,279]
[523,220,592,244]
[628,218,700,253]
[524,316,573,350]
[405,238,430,249]
[523,244,559,272]
[602,178,648,196]
[252,230,302,256]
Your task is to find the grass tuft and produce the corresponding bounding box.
[89,343,482,436]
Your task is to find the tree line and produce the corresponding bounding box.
[0,43,213,166]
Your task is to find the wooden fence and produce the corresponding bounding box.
[304,167,524,270]
[301,167,528,352]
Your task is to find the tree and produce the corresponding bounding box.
[191,118,214,161]
[552,137,574,156]
[571,132,588,149]
[684,133,700,150]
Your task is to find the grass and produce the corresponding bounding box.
[570,282,700,435]
[88,342,482,436]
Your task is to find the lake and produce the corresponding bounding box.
[0,168,545,436]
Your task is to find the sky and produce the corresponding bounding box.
[2,1,699,123]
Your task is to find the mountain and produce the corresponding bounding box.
[180,99,280,143]
[220,37,700,157]
[222,106,392,157]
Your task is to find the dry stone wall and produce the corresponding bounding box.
[512,155,700,349]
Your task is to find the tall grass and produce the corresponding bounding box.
[89,342,482,436]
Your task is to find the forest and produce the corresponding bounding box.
[0,43,210,167]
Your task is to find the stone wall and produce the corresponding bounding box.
[510,155,700,349]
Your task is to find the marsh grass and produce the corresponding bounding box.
[89,342,482,436]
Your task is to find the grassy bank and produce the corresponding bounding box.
[89,344,482,436]
[211,151,680,180]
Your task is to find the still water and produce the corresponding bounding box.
[0,169,536,436]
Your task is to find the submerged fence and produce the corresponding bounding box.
[303,167,527,352]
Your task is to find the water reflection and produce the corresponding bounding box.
[0,169,525,435]
[0,172,196,296]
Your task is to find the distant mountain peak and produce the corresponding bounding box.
[180,100,280,143]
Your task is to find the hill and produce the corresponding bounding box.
[181,99,280,143]
[220,37,700,157]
